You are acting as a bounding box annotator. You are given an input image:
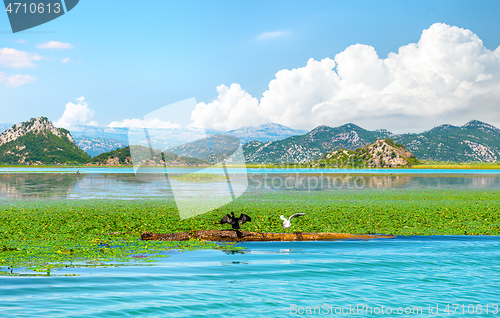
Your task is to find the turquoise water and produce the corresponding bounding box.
[2,237,500,317]
[2,166,500,175]
[2,169,500,316]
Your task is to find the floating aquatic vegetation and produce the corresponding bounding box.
[1,188,499,275]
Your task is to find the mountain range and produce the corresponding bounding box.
[2,117,500,164]
[243,124,390,164]
[242,120,500,163]
[393,120,500,162]
[67,123,307,156]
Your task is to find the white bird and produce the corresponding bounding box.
[280,213,306,228]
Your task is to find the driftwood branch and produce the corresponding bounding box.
[141,230,395,242]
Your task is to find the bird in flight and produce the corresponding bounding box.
[220,212,252,230]
[280,213,305,228]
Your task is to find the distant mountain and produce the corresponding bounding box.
[0,123,12,134]
[392,120,500,162]
[69,125,130,143]
[69,125,201,151]
[0,117,90,165]
[69,123,306,156]
[227,123,307,144]
[310,139,419,168]
[74,136,125,157]
[242,120,500,163]
[243,124,392,163]
[169,135,241,163]
[5,117,499,164]
[90,145,208,166]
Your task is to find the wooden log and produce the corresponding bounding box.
[141,230,395,242]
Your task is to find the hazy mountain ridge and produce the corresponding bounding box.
[168,135,241,163]
[68,123,307,156]
[74,136,125,157]
[226,123,307,143]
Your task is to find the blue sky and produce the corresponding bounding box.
[1,0,500,132]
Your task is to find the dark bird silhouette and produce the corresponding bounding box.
[220,212,251,230]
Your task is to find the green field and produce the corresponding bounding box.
[1,188,500,275]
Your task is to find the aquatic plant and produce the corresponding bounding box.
[1,188,500,275]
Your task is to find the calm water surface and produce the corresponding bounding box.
[2,169,500,316]
[1,237,500,317]
[2,172,500,199]
[2,167,500,175]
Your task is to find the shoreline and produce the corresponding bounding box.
[2,164,500,170]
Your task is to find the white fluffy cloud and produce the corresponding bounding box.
[55,97,97,129]
[0,72,36,87]
[0,47,42,68]
[191,83,260,130]
[108,118,181,129]
[192,23,500,133]
[36,41,73,49]
[61,57,70,63]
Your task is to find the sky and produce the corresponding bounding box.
[1,0,500,133]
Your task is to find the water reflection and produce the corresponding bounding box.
[0,173,77,199]
[0,173,172,200]
[2,173,500,200]
[247,174,500,192]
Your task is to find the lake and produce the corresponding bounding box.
[1,168,500,317]
[2,168,500,199]
[2,166,500,175]
[1,237,500,317]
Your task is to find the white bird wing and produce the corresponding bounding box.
[289,213,306,221]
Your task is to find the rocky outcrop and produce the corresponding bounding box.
[0,117,89,165]
[0,117,74,147]
[315,139,419,168]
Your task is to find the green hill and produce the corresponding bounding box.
[90,145,209,166]
[310,139,419,168]
[0,117,90,165]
